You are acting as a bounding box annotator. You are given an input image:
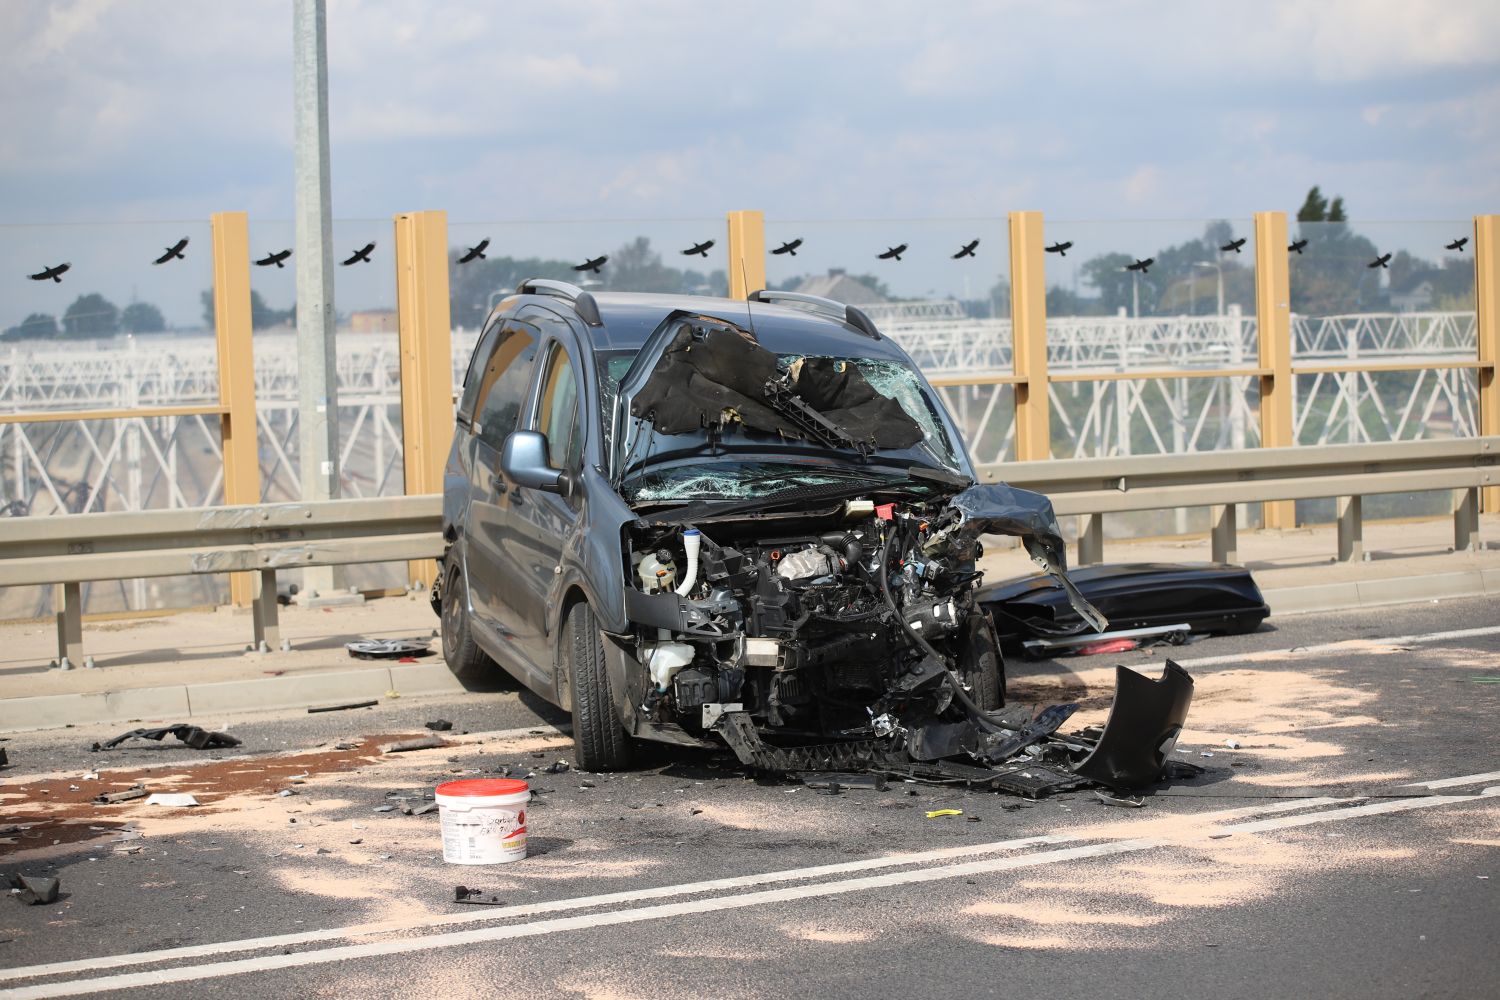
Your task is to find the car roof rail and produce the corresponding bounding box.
[746,289,880,340]
[515,278,603,327]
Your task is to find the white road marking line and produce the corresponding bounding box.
[8,788,1488,999]
[0,797,1340,985]
[1174,623,1500,670]
[1397,770,1500,790]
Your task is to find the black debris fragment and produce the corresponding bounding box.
[0,747,8,768]
[345,638,432,660]
[92,725,241,752]
[543,760,570,774]
[425,720,454,732]
[795,772,888,792]
[308,700,379,714]
[454,885,506,906]
[94,785,148,804]
[381,735,445,754]
[8,874,60,905]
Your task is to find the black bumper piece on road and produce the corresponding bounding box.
[979,562,1270,648]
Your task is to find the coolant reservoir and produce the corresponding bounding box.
[638,551,677,594]
[644,641,695,689]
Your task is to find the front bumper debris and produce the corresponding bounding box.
[714,660,1199,799]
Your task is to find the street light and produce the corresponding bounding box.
[1193,261,1224,316]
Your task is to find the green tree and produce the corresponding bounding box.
[1297,186,1329,223]
[604,237,725,295]
[199,289,292,331]
[446,252,581,330]
[1288,188,1381,314]
[62,293,119,338]
[120,301,166,334]
[0,312,59,341]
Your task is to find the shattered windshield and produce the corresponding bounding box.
[605,317,962,502]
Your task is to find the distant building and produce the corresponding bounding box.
[348,309,398,333]
[793,269,888,305]
[1389,278,1435,313]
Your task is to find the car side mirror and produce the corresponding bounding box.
[500,430,572,496]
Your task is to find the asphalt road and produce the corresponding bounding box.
[2,596,1497,999]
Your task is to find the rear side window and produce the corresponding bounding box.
[473,320,540,450]
[457,319,504,423]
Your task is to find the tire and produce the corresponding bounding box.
[958,612,1006,710]
[440,562,499,688]
[565,601,633,771]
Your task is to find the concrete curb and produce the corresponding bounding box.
[0,662,465,733]
[3,570,1496,733]
[1263,568,1500,616]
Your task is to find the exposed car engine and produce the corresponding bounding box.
[622,483,1095,744]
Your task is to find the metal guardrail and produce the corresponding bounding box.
[3,438,1495,669]
[977,436,1498,566]
[0,495,442,668]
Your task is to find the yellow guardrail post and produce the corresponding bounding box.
[1477,214,1500,513]
[1255,210,1295,529]
[1009,211,1051,463]
[211,211,260,607]
[394,210,455,591]
[726,210,766,300]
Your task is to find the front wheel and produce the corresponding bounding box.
[957,612,1006,710]
[564,601,633,771]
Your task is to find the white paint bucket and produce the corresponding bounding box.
[435,778,530,865]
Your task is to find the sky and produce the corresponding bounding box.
[2,0,1498,324]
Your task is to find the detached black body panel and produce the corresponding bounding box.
[979,562,1269,643]
[1073,660,1195,790]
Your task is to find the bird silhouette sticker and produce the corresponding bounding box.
[153,238,189,265]
[1126,258,1154,274]
[1368,253,1392,269]
[342,242,375,266]
[1288,239,1309,254]
[574,255,608,274]
[457,239,489,264]
[951,239,980,259]
[1045,241,1073,256]
[1446,237,1469,252]
[28,263,70,283]
[256,250,292,268]
[681,240,715,257]
[1220,238,1246,253]
[771,239,803,256]
[878,244,908,261]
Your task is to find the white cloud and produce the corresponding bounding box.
[0,0,1496,226]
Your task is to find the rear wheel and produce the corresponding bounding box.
[958,612,1006,710]
[565,601,633,771]
[441,562,499,688]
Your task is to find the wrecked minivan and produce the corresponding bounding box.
[437,281,1189,790]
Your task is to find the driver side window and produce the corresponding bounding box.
[473,320,540,451]
[536,343,582,472]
